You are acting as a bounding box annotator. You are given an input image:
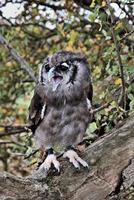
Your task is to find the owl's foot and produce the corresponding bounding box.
[39,148,60,172]
[63,148,89,169]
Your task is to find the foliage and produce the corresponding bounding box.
[0,0,133,175]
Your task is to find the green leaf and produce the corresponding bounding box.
[88,122,98,134]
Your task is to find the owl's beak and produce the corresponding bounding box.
[48,67,63,91]
[48,67,55,82]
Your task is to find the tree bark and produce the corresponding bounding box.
[0,115,134,200]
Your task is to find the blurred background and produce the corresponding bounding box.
[0,0,134,176]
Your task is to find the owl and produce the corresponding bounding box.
[28,51,93,171]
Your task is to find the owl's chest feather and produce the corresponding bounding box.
[46,100,89,128]
[35,99,90,148]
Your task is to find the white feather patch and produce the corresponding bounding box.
[86,98,92,109]
[41,104,46,119]
[30,111,37,119]
[61,62,69,67]
[38,64,43,83]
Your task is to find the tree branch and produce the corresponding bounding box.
[0,129,29,137]
[35,1,65,11]
[106,0,126,109]
[0,124,31,137]
[0,34,37,82]
[0,114,134,199]
[0,139,27,148]
[120,30,134,41]
[90,102,112,114]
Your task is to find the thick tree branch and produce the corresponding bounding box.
[0,114,134,199]
[0,34,37,82]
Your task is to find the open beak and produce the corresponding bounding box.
[48,67,55,82]
[48,67,63,91]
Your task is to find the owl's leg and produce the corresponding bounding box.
[63,146,89,169]
[39,148,60,172]
[36,148,46,170]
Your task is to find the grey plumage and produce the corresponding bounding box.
[28,51,93,152]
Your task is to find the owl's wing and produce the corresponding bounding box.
[28,83,46,133]
[85,83,93,110]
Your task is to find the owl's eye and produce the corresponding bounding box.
[44,64,50,72]
[60,62,69,71]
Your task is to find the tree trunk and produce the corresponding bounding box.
[0,115,134,200]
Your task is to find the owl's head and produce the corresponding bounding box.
[38,51,91,102]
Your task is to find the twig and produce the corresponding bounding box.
[24,149,39,159]
[0,140,13,144]
[106,0,126,109]
[10,153,26,157]
[0,129,30,137]
[0,123,31,137]
[119,30,134,42]
[90,102,111,114]
[0,139,27,148]
[35,1,65,11]
[0,124,31,129]
[0,34,37,82]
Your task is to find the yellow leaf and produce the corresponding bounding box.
[102,0,106,7]
[16,27,21,32]
[58,24,65,37]
[114,78,122,85]
[5,61,13,67]
[65,0,72,10]
[35,60,40,64]
[33,27,40,34]
[19,32,25,38]
[93,66,101,75]
[69,30,78,45]
[65,45,74,51]
[115,22,123,30]
[0,127,4,132]
[19,108,25,113]
[37,48,42,53]
[30,57,34,63]
[90,0,96,8]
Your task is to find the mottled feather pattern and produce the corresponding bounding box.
[28,51,93,151]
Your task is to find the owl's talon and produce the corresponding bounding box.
[71,158,80,169]
[63,149,89,169]
[39,154,60,172]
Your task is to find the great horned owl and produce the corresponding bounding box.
[28,51,93,171]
